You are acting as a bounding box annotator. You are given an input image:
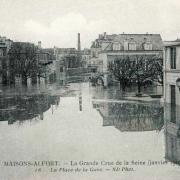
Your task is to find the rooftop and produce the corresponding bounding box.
[112,34,163,51]
[163,40,180,47]
[91,33,163,50]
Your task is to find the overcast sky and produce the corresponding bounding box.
[0,0,180,48]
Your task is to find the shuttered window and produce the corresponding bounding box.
[170,47,176,69]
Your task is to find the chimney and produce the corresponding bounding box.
[77,33,81,51]
[38,41,41,49]
[104,32,107,39]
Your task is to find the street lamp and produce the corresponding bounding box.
[176,77,180,91]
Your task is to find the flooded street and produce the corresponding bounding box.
[0,82,180,180]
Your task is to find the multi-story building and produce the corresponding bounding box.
[164,40,180,105]
[0,36,13,84]
[164,40,180,163]
[90,32,117,72]
[91,33,163,86]
[0,36,12,56]
[37,41,55,65]
[36,42,56,83]
[53,47,82,84]
[81,48,91,68]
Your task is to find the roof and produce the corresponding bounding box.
[38,48,55,60]
[54,48,80,55]
[112,34,163,51]
[163,40,180,47]
[91,34,118,48]
[42,48,54,54]
[91,33,163,51]
[104,34,117,41]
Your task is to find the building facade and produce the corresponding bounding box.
[53,47,81,84]
[90,32,117,72]
[91,33,163,86]
[81,48,91,68]
[0,36,13,84]
[164,40,180,163]
[164,40,180,105]
[0,36,12,56]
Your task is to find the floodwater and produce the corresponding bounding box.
[0,82,180,180]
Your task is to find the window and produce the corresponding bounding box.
[144,43,152,50]
[170,85,176,123]
[128,43,136,50]
[170,47,176,69]
[92,51,96,57]
[124,40,128,50]
[60,67,64,72]
[113,43,121,51]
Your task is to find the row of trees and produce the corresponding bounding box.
[108,54,163,93]
[2,42,48,85]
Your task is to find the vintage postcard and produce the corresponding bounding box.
[0,0,180,179]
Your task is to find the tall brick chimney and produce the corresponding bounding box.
[77,33,81,51]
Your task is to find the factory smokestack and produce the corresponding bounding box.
[77,33,81,51]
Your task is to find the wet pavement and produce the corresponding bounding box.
[0,82,180,180]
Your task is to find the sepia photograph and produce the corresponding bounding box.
[0,0,180,179]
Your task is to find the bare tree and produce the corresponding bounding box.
[108,54,163,94]
[108,55,135,91]
[132,54,163,94]
[9,42,38,85]
[153,54,163,85]
[0,56,9,84]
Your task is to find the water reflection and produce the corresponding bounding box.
[0,94,60,124]
[91,84,163,100]
[1,81,180,167]
[93,101,164,132]
[164,103,180,164]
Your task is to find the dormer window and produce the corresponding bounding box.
[113,42,121,51]
[124,40,128,50]
[128,42,136,50]
[144,42,152,50]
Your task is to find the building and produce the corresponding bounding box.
[54,33,84,84]
[0,36,13,84]
[90,32,117,72]
[37,45,56,83]
[164,40,180,164]
[165,110,180,164]
[0,36,13,56]
[37,41,55,65]
[81,48,91,68]
[91,33,163,86]
[54,47,80,84]
[164,40,180,105]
